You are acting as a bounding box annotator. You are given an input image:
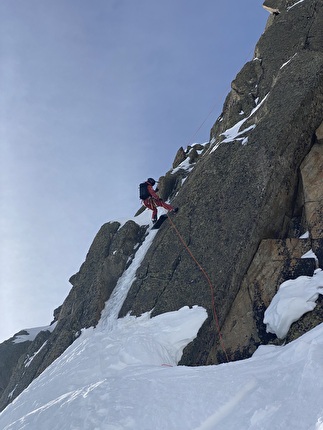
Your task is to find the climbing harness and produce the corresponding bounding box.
[167,215,229,363]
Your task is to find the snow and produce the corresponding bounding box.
[24,341,48,368]
[287,0,305,11]
[300,231,310,239]
[12,324,56,344]
[171,156,194,175]
[221,121,256,144]
[302,249,319,265]
[210,94,269,152]
[99,227,159,330]
[171,143,207,175]
[264,269,323,339]
[2,215,323,429]
[280,53,297,69]
[1,306,323,429]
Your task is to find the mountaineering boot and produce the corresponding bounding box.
[171,207,179,214]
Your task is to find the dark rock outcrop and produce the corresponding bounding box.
[0,220,147,411]
[0,336,32,401]
[2,0,323,411]
[121,0,323,364]
[209,238,316,362]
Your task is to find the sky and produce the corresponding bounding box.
[0,217,322,429]
[0,0,269,342]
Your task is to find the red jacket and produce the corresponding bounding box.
[147,183,160,200]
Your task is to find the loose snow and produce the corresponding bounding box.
[1,214,323,429]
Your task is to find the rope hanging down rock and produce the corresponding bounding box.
[166,214,229,363]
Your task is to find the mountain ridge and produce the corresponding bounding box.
[1,0,323,411]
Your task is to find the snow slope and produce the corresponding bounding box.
[1,213,323,429]
[1,308,323,429]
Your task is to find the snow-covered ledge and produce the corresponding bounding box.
[264,268,323,339]
[262,5,280,15]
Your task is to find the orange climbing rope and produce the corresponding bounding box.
[159,48,258,362]
[186,100,220,146]
[167,215,229,363]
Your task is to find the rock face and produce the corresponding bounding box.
[0,221,147,411]
[0,335,33,401]
[1,0,323,411]
[121,0,323,365]
[301,143,323,240]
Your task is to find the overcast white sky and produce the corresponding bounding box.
[0,1,268,342]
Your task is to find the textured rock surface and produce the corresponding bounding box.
[301,143,323,239]
[0,336,32,401]
[0,330,52,411]
[2,0,323,411]
[209,238,316,362]
[198,135,323,361]
[121,0,323,365]
[316,121,323,142]
[0,220,147,411]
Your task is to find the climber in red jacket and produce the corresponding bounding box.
[142,178,178,223]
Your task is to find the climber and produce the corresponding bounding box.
[140,178,178,223]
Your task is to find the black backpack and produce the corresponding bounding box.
[139,182,150,200]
